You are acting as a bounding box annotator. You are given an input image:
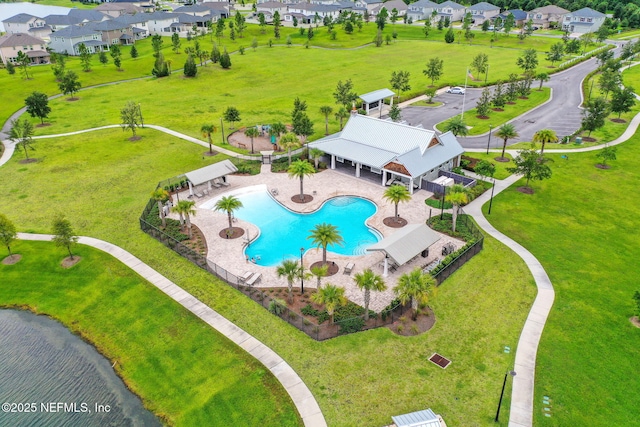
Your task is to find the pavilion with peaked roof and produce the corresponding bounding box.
[359,88,396,116]
[308,114,464,194]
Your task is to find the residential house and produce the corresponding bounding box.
[43,14,84,32]
[527,5,568,29]
[48,25,107,55]
[436,1,465,22]
[67,9,111,23]
[561,7,606,34]
[110,0,155,13]
[494,9,527,27]
[287,3,342,21]
[0,33,50,65]
[467,2,499,25]
[90,19,136,46]
[355,0,384,13]
[112,14,150,40]
[199,2,233,19]
[309,114,464,194]
[257,1,288,16]
[95,3,144,18]
[2,13,50,40]
[371,0,407,18]
[407,0,438,22]
[144,12,180,36]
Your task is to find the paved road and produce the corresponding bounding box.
[401,89,483,129]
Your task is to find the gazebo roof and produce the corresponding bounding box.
[360,88,395,104]
[392,408,441,427]
[367,224,441,266]
[185,160,238,186]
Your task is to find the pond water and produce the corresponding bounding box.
[0,309,160,427]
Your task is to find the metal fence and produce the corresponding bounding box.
[423,170,477,195]
[428,213,484,285]
[140,193,407,340]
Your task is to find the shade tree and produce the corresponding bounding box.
[52,215,79,260]
[223,106,241,129]
[58,70,81,99]
[120,101,141,139]
[389,70,411,103]
[24,91,51,124]
[610,86,636,119]
[0,214,17,258]
[506,148,553,190]
[423,57,444,87]
[9,118,35,160]
[581,97,609,137]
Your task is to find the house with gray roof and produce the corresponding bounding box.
[95,2,144,18]
[371,0,407,18]
[355,0,384,13]
[145,12,181,36]
[0,33,49,65]
[495,9,527,27]
[44,14,84,32]
[407,0,438,22]
[527,5,568,29]
[467,2,499,25]
[48,25,105,55]
[309,114,464,194]
[436,1,465,22]
[561,7,605,34]
[3,13,48,36]
[287,3,342,20]
[67,9,111,23]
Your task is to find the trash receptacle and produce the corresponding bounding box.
[575,137,583,144]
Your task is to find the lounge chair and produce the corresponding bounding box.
[211,180,222,189]
[195,192,204,198]
[239,271,253,282]
[220,178,230,187]
[343,262,355,275]
[246,273,261,286]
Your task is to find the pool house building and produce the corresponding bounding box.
[309,115,464,194]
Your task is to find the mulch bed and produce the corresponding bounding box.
[595,163,610,169]
[19,158,38,164]
[2,254,22,265]
[128,136,142,141]
[218,226,244,240]
[476,115,490,120]
[581,136,597,142]
[291,194,313,204]
[516,186,534,194]
[309,260,339,276]
[383,217,408,228]
[518,96,529,99]
[386,307,436,336]
[67,97,79,101]
[61,256,82,268]
[610,118,626,123]
[506,102,516,105]
[36,123,51,128]
[492,108,504,112]
[203,150,218,156]
[494,156,511,163]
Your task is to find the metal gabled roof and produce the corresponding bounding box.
[367,225,441,266]
[184,160,238,187]
[360,88,395,104]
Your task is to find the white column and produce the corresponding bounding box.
[366,102,370,115]
[331,155,336,169]
[382,170,387,186]
[207,180,212,191]
[409,178,414,195]
[389,96,394,107]
[383,257,389,278]
[188,181,194,196]
[355,163,361,178]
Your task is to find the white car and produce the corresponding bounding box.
[447,86,465,95]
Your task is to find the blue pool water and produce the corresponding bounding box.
[230,192,380,266]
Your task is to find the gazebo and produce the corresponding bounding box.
[367,224,441,277]
[391,408,442,427]
[360,88,396,116]
[184,159,238,197]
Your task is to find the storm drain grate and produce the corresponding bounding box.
[429,353,451,369]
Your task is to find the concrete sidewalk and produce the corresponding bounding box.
[16,232,327,427]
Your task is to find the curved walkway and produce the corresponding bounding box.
[16,232,326,427]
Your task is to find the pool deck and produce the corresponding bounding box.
[169,164,463,312]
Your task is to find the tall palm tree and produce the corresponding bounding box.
[308,223,344,265]
[309,147,324,170]
[270,122,287,150]
[335,107,349,130]
[354,268,387,320]
[172,200,197,238]
[279,132,301,165]
[311,283,347,324]
[394,267,436,319]
[244,126,260,153]
[532,128,558,157]
[310,264,329,290]
[444,116,469,137]
[319,105,333,135]
[214,195,243,235]
[383,184,411,223]
[496,123,519,161]
[151,187,170,228]
[276,259,303,302]
[288,159,316,202]
[201,123,216,155]
[445,184,469,233]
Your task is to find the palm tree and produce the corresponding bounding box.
[214,195,243,235]
[276,259,303,302]
[288,159,316,202]
[172,200,197,238]
[383,184,411,223]
[354,268,387,320]
[394,267,436,319]
[444,116,468,137]
[270,122,287,150]
[151,188,170,228]
[311,283,347,324]
[532,128,558,157]
[309,148,324,170]
[319,105,333,135]
[496,123,519,161]
[279,132,301,166]
[310,264,329,290]
[244,126,260,153]
[308,223,344,265]
[445,184,469,233]
[201,123,217,155]
[335,107,349,130]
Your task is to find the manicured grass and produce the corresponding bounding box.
[0,129,537,426]
[0,240,301,426]
[438,88,551,136]
[30,0,96,8]
[482,143,640,426]
[463,152,514,180]
[609,29,640,40]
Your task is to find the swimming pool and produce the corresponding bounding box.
[216,190,381,266]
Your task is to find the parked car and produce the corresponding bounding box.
[447,86,465,95]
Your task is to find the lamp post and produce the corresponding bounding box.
[300,247,305,294]
[495,370,517,422]
[487,177,496,215]
[486,124,493,154]
[138,103,144,128]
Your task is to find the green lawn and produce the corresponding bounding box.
[0,240,300,426]
[438,88,551,136]
[463,152,514,180]
[482,143,640,426]
[0,129,537,426]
